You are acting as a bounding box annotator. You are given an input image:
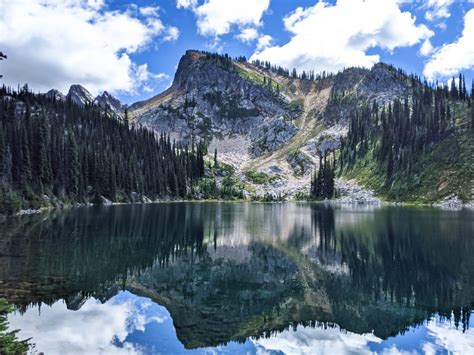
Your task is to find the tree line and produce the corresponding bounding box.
[310,152,336,199]
[339,72,473,193]
[0,85,205,214]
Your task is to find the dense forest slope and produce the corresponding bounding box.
[0,86,206,214]
[130,50,473,204]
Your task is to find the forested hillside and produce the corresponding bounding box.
[0,86,205,214]
[339,75,474,202]
[130,50,472,204]
[0,50,472,209]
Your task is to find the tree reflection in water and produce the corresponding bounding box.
[0,203,472,349]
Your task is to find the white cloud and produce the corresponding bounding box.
[424,316,474,354]
[8,297,138,354]
[193,0,270,37]
[420,39,435,56]
[139,6,160,17]
[176,0,197,9]
[257,35,273,51]
[237,28,259,43]
[7,291,172,354]
[135,64,169,83]
[251,0,433,75]
[423,9,474,79]
[164,26,180,42]
[0,0,175,95]
[424,0,454,22]
[252,323,383,354]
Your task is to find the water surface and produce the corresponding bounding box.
[1,203,473,354]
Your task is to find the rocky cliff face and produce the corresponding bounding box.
[94,90,125,118]
[129,50,415,197]
[67,84,94,106]
[131,50,297,155]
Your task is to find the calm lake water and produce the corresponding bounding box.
[1,202,473,354]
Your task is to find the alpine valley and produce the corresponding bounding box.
[0,50,473,214]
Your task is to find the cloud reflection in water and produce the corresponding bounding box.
[7,291,473,355]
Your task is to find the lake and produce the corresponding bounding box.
[1,202,473,354]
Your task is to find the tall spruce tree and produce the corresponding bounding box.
[0,84,206,211]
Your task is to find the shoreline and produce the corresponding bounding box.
[6,195,473,220]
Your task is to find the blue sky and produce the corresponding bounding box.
[1,0,473,104]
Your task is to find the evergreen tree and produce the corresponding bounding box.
[0,51,6,79]
[66,132,80,196]
[0,85,206,210]
[310,152,335,199]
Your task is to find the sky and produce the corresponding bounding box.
[0,0,473,104]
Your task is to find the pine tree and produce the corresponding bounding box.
[450,77,458,99]
[66,132,80,196]
[0,51,6,79]
[0,84,206,208]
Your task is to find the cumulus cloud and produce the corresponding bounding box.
[424,0,454,22]
[7,291,172,354]
[136,64,169,83]
[176,0,197,9]
[420,39,435,56]
[237,28,259,43]
[423,9,474,79]
[251,0,433,75]
[179,0,270,37]
[139,6,160,17]
[8,297,138,354]
[252,324,382,354]
[424,317,474,354]
[256,35,273,51]
[164,26,181,42]
[0,0,175,95]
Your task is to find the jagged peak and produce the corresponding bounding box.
[67,84,94,106]
[94,91,121,107]
[45,89,66,101]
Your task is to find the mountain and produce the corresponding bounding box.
[45,89,65,102]
[0,50,472,209]
[131,50,297,156]
[130,50,473,203]
[94,91,125,118]
[43,86,125,118]
[66,84,94,106]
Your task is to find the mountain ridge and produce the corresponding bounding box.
[22,49,473,205]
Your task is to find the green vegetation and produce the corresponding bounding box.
[288,99,304,113]
[236,67,281,96]
[0,85,206,214]
[194,161,245,200]
[340,75,473,202]
[310,152,336,200]
[250,193,284,202]
[344,133,473,202]
[0,299,30,354]
[245,170,279,185]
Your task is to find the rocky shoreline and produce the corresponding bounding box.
[8,192,473,220]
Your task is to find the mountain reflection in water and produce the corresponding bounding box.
[1,203,473,354]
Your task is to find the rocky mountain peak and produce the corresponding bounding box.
[94,90,124,117]
[357,62,410,103]
[45,89,66,102]
[132,50,295,153]
[67,84,94,106]
[173,50,208,90]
